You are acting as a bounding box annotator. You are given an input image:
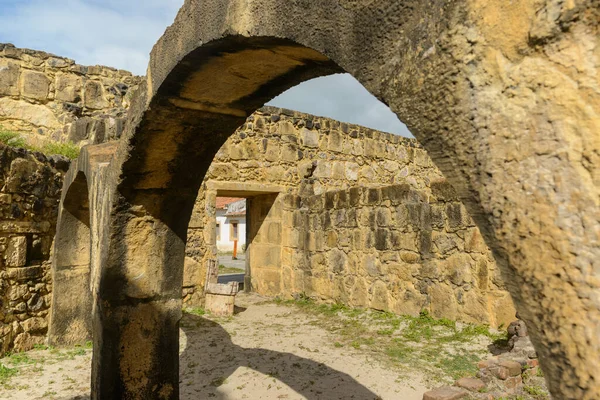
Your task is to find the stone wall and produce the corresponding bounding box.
[185,107,515,327]
[279,183,513,327]
[185,106,444,295]
[0,44,142,147]
[0,43,514,326]
[0,143,68,353]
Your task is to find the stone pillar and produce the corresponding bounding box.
[49,174,93,346]
[244,197,254,292]
[247,193,282,296]
[91,211,183,400]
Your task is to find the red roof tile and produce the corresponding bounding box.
[215,197,244,209]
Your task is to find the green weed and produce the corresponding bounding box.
[40,141,80,159]
[210,377,227,387]
[524,385,547,396]
[218,264,243,274]
[186,307,207,317]
[0,126,80,159]
[0,130,27,148]
[434,353,480,380]
[0,363,18,384]
[385,340,414,360]
[7,352,35,365]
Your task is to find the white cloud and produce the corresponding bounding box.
[0,0,180,74]
[0,0,412,137]
[267,74,412,137]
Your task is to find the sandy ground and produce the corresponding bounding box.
[0,293,430,400]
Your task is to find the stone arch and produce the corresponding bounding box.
[80,1,598,399]
[48,143,119,346]
[48,169,92,346]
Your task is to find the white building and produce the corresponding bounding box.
[215,197,246,253]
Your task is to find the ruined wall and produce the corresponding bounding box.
[185,106,443,295]
[0,144,68,353]
[0,44,142,147]
[185,107,515,326]
[0,44,515,327]
[279,183,513,327]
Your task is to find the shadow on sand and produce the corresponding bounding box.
[60,311,380,400]
[178,312,380,399]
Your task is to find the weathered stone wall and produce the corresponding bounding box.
[185,107,515,327]
[185,106,443,294]
[0,44,142,147]
[0,43,516,328]
[279,183,513,327]
[0,143,68,353]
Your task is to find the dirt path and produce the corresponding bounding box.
[0,294,445,399]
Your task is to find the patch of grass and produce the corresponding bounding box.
[186,307,207,317]
[33,344,53,351]
[524,385,547,396]
[0,363,18,384]
[0,126,80,159]
[70,348,86,356]
[376,328,394,336]
[350,337,374,349]
[0,130,27,148]
[7,352,35,365]
[434,353,480,380]
[218,264,244,274]
[276,298,499,385]
[52,346,88,361]
[385,340,414,360]
[40,141,80,159]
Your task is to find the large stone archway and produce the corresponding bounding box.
[53,0,598,399]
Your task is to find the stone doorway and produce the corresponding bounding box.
[206,184,283,295]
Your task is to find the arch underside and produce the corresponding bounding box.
[119,37,342,238]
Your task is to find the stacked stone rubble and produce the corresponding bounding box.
[423,318,548,400]
[0,143,68,353]
[0,44,142,147]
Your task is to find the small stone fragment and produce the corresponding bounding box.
[423,386,468,400]
[498,360,522,377]
[6,236,27,267]
[455,377,486,392]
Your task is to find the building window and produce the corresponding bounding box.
[216,223,220,241]
[230,221,239,241]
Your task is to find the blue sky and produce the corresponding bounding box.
[0,0,412,136]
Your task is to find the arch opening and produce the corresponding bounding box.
[116,36,343,236]
[93,34,521,400]
[84,1,600,395]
